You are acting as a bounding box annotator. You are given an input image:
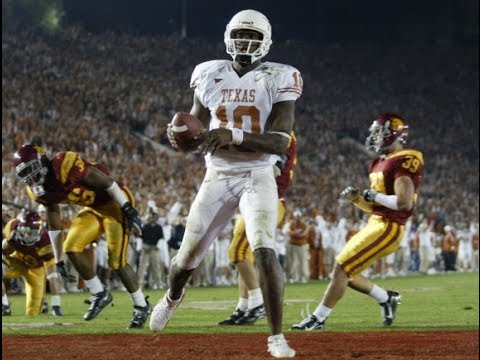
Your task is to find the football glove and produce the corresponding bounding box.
[363,189,378,202]
[2,254,13,270]
[56,261,76,282]
[121,202,143,236]
[340,186,360,202]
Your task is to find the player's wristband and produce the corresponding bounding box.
[106,181,128,207]
[230,128,244,145]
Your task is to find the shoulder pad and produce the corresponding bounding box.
[190,60,230,89]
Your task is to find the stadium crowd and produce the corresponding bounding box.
[2,28,479,293]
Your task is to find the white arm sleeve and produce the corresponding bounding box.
[105,182,128,207]
[374,193,399,210]
[48,230,64,263]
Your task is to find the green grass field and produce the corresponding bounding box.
[2,272,478,336]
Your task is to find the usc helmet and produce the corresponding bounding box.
[224,9,272,64]
[365,113,409,153]
[16,211,43,246]
[12,144,49,187]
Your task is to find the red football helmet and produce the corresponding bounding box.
[12,145,49,187]
[365,113,408,153]
[16,211,43,246]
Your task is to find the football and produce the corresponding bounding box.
[169,112,205,152]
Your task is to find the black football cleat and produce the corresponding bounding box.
[234,304,266,325]
[291,315,326,331]
[84,289,113,321]
[128,297,152,329]
[217,308,246,325]
[52,305,63,316]
[380,290,402,326]
[2,304,11,316]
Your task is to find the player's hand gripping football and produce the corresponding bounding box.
[121,202,143,236]
[340,186,360,202]
[166,123,179,149]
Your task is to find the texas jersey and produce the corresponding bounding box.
[26,151,133,209]
[191,60,303,172]
[3,218,54,268]
[369,149,424,225]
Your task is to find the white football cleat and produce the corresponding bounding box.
[268,333,296,358]
[149,289,185,332]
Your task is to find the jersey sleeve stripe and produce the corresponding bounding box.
[387,149,424,163]
[277,88,302,96]
[60,152,78,184]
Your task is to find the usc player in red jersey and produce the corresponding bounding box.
[2,211,63,316]
[218,132,297,326]
[12,144,150,328]
[292,113,423,331]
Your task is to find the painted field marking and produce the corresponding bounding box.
[184,299,317,310]
[3,322,77,329]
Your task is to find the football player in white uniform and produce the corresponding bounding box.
[150,9,302,359]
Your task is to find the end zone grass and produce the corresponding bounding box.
[2,272,478,335]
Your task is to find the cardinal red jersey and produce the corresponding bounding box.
[3,218,54,268]
[369,149,424,225]
[276,131,297,200]
[26,151,127,208]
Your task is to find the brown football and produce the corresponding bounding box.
[169,112,205,152]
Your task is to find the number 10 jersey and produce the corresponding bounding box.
[190,60,303,173]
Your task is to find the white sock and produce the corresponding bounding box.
[84,276,104,295]
[166,289,184,304]
[313,304,332,322]
[51,295,61,306]
[247,288,263,309]
[2,294,9,306]
[268,333,285,342]
[130,289,147,307]
[368,284,389,303]
[236,297,248,311]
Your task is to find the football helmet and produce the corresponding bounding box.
[224,9,272,64]
[365,113,408,153]
[16,211,43,246]
[12,145,49,187]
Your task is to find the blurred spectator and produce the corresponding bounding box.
[137,211,165,290]
[471,223,479,272]
[307,218,323,280]
[286,209,310,283]
[442,225,459,272]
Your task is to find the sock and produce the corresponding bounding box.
[368,284,389,303]
[313,304,332,322]
[84,276,104,295]
[130,289,147,307]
[51,295,61,307]
[236,297,248,311]
[247,288,263,309]
[167,289,184,304]
[2,294,9,306]
[268,333,285,342]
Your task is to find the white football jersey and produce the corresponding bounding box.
[191,60,303,172]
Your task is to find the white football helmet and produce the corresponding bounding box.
[224,9,272,64]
